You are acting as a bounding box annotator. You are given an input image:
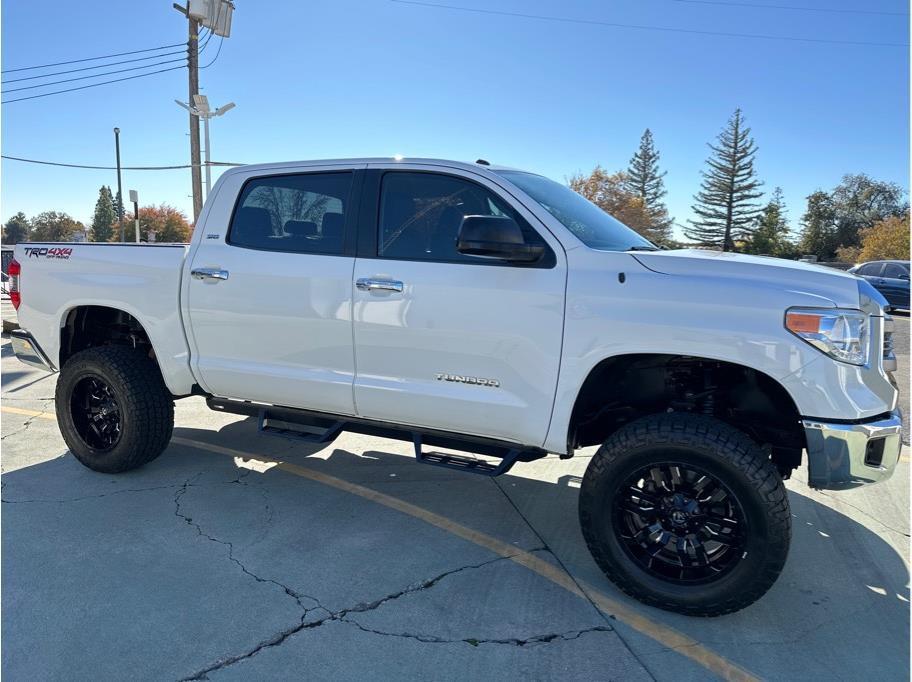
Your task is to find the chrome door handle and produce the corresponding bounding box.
[356,277,403,293]
[191,268,229,281]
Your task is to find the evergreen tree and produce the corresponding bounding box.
[30,211,84,242]
[798,190,838,260]
[746,187,793,256]
[625,129,673,243]
[2,212,30,245]
[686,109,763,251]
[91,186,116,242]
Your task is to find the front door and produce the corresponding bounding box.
[351,166,566,445]
[186,168,360,415]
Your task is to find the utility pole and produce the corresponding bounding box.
[174,0,234,220]
[113,127,124,242]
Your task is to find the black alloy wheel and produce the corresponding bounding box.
[613,462,747,584]
[70,375,123,451]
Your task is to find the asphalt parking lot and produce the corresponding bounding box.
[2,318,909,681]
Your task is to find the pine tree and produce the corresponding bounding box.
[3,212,30,245]
[625,129,673,243]
[686,109,763,251]
[91,186,116,242]
[798,190,837,260]
[746,187,793,256]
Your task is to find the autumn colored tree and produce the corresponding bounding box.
[91,186,117,242]
[134,204,192,243]
[856,215,910,262]
[625,129,673,243]
[686,109,763,251]
[3,212,30,245]
[830,174,906,250]
[30,211,84,242]
[569,166,657,241]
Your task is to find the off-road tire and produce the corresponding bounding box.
[578,413,791,616]
[56,346,174,473]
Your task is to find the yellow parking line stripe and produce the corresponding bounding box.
[170,435,759,682]
[1,405,56,420]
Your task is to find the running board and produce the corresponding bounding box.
[411,434,538,476]
[208,398,548,477]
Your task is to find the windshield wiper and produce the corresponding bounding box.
[626,245,660,252]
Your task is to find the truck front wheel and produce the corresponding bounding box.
[56,346,174,473]
[579,413,791,616]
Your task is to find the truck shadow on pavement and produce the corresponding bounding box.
[3,416,909,681]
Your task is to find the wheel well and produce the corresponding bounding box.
[568,354,806,478]
[60,306,157,369]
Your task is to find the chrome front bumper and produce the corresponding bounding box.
[803,410,903,490]
[9,329,55,373]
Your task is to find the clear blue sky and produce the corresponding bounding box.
[2,0,909,240]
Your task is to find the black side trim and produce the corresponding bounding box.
[801,412,896,425]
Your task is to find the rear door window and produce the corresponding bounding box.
[229,172,352,254]
[882,263,908,279]
[857,263,883,276]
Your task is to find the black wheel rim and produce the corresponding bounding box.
[612,462,747,584]
[70,375,122,451]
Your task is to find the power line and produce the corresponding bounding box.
[1,155,244,170]
[200,37,225,69]
[3,58,187,94]
[1,41,187,75]
[2,49,188,84]
[390,0,909,47]
[668,0,908,17]
[1,65,186,104]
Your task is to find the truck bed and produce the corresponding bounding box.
[12,242,194,394]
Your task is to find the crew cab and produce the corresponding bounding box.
[9,157,902,616]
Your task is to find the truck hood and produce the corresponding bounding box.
[631,249,862,308]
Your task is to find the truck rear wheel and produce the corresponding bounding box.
[579,413,791,616]
[55,346,174,473]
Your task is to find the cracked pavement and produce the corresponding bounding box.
[1,323,910,681]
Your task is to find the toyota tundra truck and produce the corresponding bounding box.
[9,158,902,616]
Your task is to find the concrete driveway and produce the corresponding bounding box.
[2,320,909,681]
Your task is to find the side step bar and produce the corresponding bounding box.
[208,398,548,477]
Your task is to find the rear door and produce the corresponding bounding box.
[880,262,910,307]
[350,165,566,446]
[185,166,362,415]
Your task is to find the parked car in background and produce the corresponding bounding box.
[849,260,910,310]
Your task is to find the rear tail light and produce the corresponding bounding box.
[8,257,20,310]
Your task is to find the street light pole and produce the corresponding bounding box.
[203,114,211,197]
[129,190,140,243]
[114,127,124,242]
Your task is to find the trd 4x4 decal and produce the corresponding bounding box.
[23,247,73,260]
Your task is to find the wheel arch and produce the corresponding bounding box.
[58,305,176,395]
[564,353,807,478]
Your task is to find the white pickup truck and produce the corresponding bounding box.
[10,157,902,616]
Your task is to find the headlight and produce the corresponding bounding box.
[785,307,869,366]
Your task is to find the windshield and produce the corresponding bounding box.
[497,171,656,251]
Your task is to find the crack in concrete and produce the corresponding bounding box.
[176,482,593,680]
[1,399,54,441]
[2,482,194,504]
[340,620,614,647]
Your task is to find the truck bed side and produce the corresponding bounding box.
[12,243,196,395]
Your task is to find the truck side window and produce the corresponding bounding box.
[228,172,352,254]
[378,171,547,263]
